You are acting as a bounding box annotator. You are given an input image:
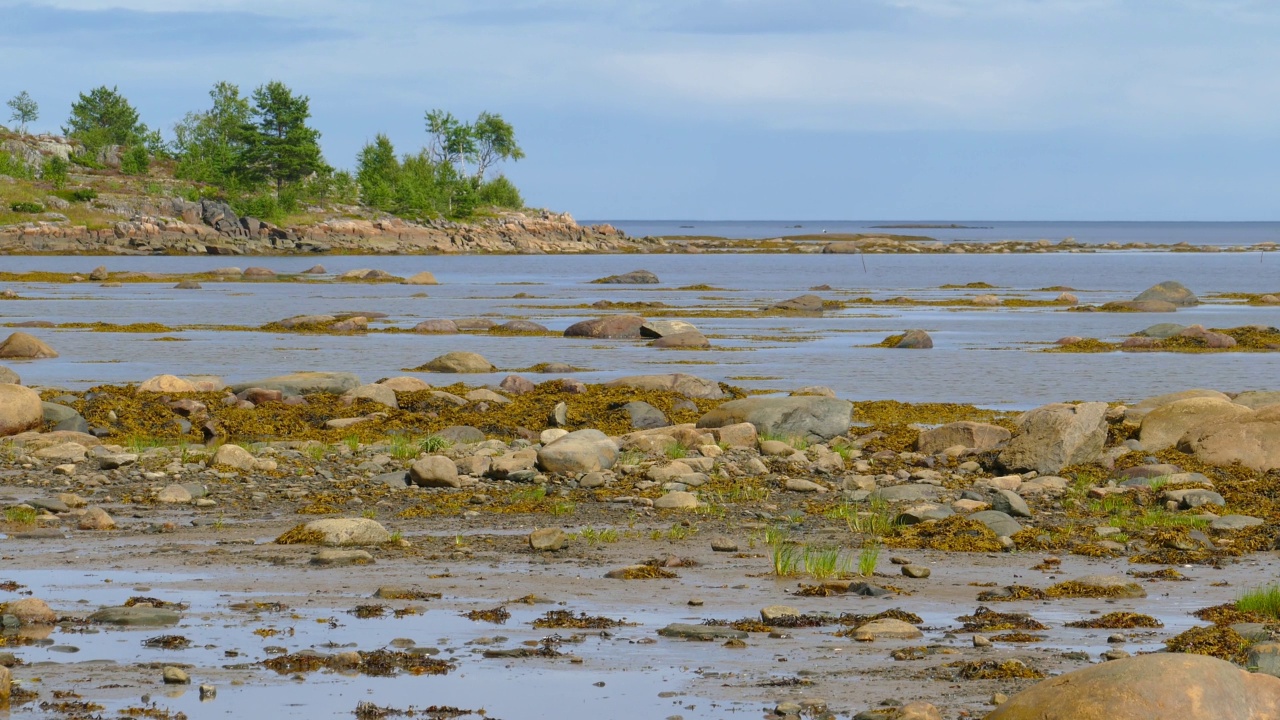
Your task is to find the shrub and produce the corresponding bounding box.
[478,174,523,209]
[42,156,69,189]
[0,150,34,179]
[70,188,98,202]
[230,193,282,223]
[10,201,43,213]
[120,145,150,175]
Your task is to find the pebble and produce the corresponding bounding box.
[162,666,190,684]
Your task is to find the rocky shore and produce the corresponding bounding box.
[3,364,1280,718]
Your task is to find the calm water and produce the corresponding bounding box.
[588,219,1280,246]
[1,252,1278,407]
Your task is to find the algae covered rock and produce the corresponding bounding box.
[696,396,852,442]
[986,653,1280,720]
[1134,279,1199,307]
[1138,397,1253,452]
[606,373,724,399]
[303,518,392,546]
[591,269,658,284]
[564,315,646,339]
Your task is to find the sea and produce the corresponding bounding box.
[1,221,1278,408]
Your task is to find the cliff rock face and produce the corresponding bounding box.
[0,202,637,255]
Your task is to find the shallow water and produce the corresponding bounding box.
[1,253,1278,407]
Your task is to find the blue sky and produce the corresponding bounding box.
[2,0,1278,220]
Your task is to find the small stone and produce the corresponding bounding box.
[78,507,115,530]
[760,605,799,623]
[199,684,216,701]
[852,618,923,641]
[310,550,375,566]
[688,598,704,606]
[991,693,1009,706]
[901,565,931,579]
[653,491,698,510]
[1101,648,1130,661]
[973,635,991,648]
[163,666,190,684]
[710,536,739,552]
[529,528,565,551]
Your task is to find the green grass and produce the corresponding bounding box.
[857,541,881,577]
[803,545,851,580]
[343,435,361,453]
[511,486,547,503]
[420,435,452,453]
[4,506,37,525]
[1238,584,1280,619]
[663,442,689,459]
[616,449,645,466]
[304,443,329,461]
[550,501,576,516]
[577,526,620,545]
[388,530,404,543]
[830,439,859,461]
[759,432,809,451]
[651,523,696,542]
[1113,509,1210,531]
[124,434,170,454]
[771,541,802,577]
[831,497,897,537]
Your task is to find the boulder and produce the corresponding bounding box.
[402,271,438,285]
[537,429,618,474]
[986,653,1280,720]
[606,373,724,399]
[89,606,180,627]
[78,507,115,530]
[229,372,361,396]
[653,491,699,509]
[0,384,43,436]
[592,269,658,284]
[641,320,699,338]
[211,444,256,471]
[0,331,57,358]
[342,383,398,409]
[377,376,431,392]
[498,375,536,395]
[138,374,196,393]
[1139,397,1253,452]
[767,294,825,314]
[1134,280,1199,306]
[417,352,496,373]
[6,598,56,625]
[529,528,565,551]
[651,330,710,348]
[998,402,1108,473]
[696,396,853,441]
[409,456,462,488]
[1125,389,1231,423]
[494,319,549,334]
[303,518,392,545]
[1136,323,1187,339]
[1179,406,1280,471]
[917,422,1011,454]
[1232,390,1280,410]
[413,319,459,334]
[851,618,923,641]
[887,330,933,349]
[564,315,646,339]
[618,401,668,430]
[173,280,202,290]
[0,365,20,384]
[970,510,1023,537]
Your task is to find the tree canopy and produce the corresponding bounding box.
[242,81,328,192]
[172,81,254,190]
[63,86,147,151]
[7,91,38,133]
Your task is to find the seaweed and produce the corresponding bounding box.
[531,610,634,629]
[1165,625,1250,665]
[947,659,1045,680]
[956,607,1048,633]
[885,516,1004,552]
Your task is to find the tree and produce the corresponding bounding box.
[355,134,400,211]
[173,81,254,188]
[7,91,38,133]
[63,86,146,151]
[242,81,328,193]
[424,110,475,168]
[471,112,524,180]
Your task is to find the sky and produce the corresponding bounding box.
[2,0,1278,220]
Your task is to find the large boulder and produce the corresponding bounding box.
[917,421,1011,454]
[651,331,710,348]
[229,372,361,396]
[409,456,461,488]
[402,271,438,285]
[0,384,43,437]
[1134,280,1199,307]
[138,374,196,393]
[986,653,1280,720]
[0,365,19,384]
[342,383,398,409]
[413,319,459,334]
[1179,406,1280,471]
[591,269,658,284]
[696,396,853,442]
[887,329,933,349]
[998,402,1108,473]
[537,429,619,474]
[1233,390,1280,410]
[641,320,699,338]
[1125,389,1230,423]
[0,332,58,358]
[416,352,496,373]
[303,518,392,546]
[564,315,646,339]
[1139,397,1254,452]
[606,373,724,399]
